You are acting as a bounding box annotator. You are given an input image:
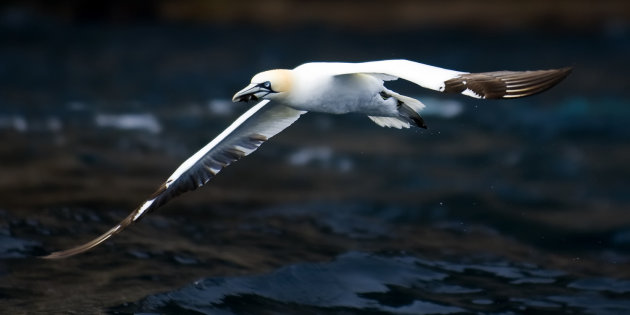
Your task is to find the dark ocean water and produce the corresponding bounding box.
[1,20,629,314]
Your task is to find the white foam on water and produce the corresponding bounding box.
[416,96,464,118]
[207,99,235,116]
[95,113,162,134]
[0,115,28,132]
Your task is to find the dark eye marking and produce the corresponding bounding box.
[257,81,271,89]
[257,81,275,92]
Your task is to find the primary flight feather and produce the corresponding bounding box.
[43,59,570,258]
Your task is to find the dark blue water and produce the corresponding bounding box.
[1,19,629,314]
[118,251,630,314]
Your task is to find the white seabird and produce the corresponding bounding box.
[43,59,570,258]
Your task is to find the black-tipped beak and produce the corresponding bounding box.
[232,83,272,102]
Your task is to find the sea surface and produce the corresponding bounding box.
[1,20,629,314]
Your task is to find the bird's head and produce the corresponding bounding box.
[232,69,293,103]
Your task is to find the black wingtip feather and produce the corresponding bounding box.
[444,67,572,99]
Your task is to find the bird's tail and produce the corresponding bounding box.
[367,91,427,129]
[391,92,427,129]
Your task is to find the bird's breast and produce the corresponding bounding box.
[286,74,397,116]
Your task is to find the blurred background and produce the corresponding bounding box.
[1,1,629,314]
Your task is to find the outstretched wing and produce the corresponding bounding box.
[43,100,305,259]
[322,59,571,99]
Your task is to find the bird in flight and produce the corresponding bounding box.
[43,59,570,259]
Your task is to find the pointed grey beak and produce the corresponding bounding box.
[232,83,271,102]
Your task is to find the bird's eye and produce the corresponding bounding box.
[263,81,271,89]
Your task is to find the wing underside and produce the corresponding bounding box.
[43,100,305,259]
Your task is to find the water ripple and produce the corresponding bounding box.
[120,251,630,314]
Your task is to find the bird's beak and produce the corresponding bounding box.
[232,83,271,102]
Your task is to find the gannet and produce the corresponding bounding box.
[43,59,570,258]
